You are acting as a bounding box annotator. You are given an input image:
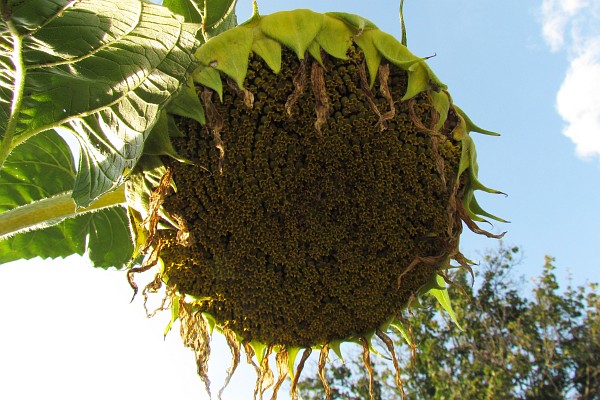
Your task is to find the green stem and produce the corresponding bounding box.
[0,185,126,239]
[399,0,407,46]
[0,15,26,171]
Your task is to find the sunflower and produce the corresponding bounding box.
[126,8,504,400]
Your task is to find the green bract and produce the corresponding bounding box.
[127,9,505,400]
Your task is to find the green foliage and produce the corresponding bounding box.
[0,130,74,212]
[0,130,133,267]
[0,205,133,268]
[0,0,200,206]
[298,245,600,399]
[163,0,237,34]
[0,0,233,267]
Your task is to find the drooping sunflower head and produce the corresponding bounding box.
[126,8,505,400]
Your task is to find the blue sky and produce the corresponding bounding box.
[1,1,599,399]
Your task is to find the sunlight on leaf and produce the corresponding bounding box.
[0,206,133,268]
[163,0,237,37]
[0,0,200,207]
[0,130,74,212]
[0,131,132,267]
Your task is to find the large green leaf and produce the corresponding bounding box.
[203,0,237,30]
[0,206,133,268]
[163,0,237,36]
[0,130,74,212]
[0,130,133,268]
[0,0,200,207]
[163,0,203,23]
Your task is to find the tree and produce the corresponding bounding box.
[298,245,600,399]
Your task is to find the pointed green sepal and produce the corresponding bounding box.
[183,293,212,303]
[403,61,448,101]
[410,296,424,309]
[329,340,344,362]
[378,316,394,332]
[349,332,385,358]
[251,33,283,73]
[457,133,474,179]
[430,90,451,130]
[427,275,463,331]
[195,27,254,88]
[353,30,383,87]
[470,173,503,195]
[462,191,491,224]
[460,136,504,195]
[316,15,354,59]
[164,294,180,338]
[143,111,188,162]
[403,63,427,101]
[287,346,301,378]
[168,79,205,125]
[372,30,423,70]
[390,320,413,346]
[249,339,268,364]
[363,332,390,360]
[202,312,217,335]
[259,10,324,59]
[455,106,500,136]
[167,115,186,138]
[404,63,430,101]
[418,270,448,293]
[307,41,324,66]
[193,67,224,101]
[240,2,261,27]
[452,109,469,141]
[467,193,509,223]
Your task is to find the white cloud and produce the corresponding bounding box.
[541,0,588,51]
[556,39,600,158]
[540,0,600,158]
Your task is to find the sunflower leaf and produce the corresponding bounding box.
[0,130,74,213]
[0,130,133,268]
[0,206,133,268]
[163,0,237,36]
[0,0,200,207]
[163,0,203,23]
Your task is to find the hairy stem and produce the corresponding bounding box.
[0,185,126,239]
[399,0,407,46]
[0,14,26,170]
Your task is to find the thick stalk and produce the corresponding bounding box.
[0,185,126,239]
[0,15,26,170]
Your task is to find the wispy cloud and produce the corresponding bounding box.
[541,0,588,51]
[541,0,600,159]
